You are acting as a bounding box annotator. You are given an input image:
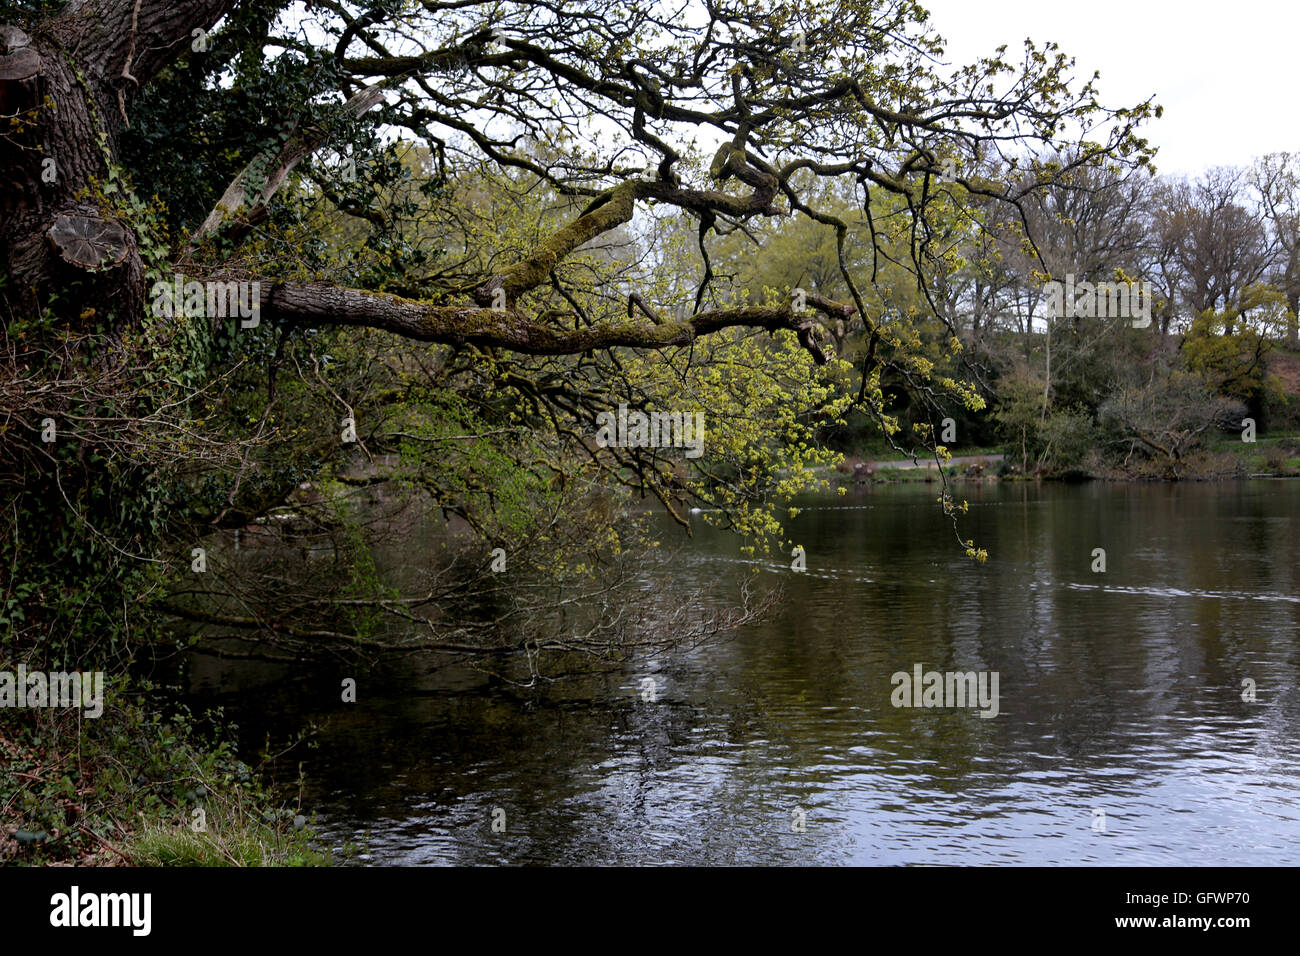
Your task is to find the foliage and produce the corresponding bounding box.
[0,678,328,866]
[1181,292,1286,404]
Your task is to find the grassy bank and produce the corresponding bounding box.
[1,675,332,866]
[831,432,1300,484]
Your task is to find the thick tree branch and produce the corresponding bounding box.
[262,281,847,364]
[65,0,237,92]
[187,83,385,251]
[473,180,639,306]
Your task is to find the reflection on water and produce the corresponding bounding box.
[184,480,1300,864]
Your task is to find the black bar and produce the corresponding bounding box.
[3,865,1279,943]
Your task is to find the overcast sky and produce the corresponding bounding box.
[918,0,1298,177]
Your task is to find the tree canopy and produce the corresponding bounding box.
[2,0,1161,664]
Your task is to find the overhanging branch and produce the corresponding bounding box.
[262,281,848,364]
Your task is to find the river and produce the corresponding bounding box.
[182,479,1300,864]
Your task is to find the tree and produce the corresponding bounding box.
[1097,370,1246,479]
[1,0,1158,662]
[1250,152,1300,348]
[1156,167,1273,334]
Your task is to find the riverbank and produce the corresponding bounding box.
[831,432,1300,484]
[0,678,331,866]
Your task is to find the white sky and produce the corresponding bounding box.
[918,0,1299,177]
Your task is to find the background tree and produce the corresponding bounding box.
[1251,152,1300,348]
[1157,167,1273,334]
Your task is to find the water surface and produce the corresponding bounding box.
[185,480,1300,865]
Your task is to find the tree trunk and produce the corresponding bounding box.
[1,1,234,321]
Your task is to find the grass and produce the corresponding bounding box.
[1,674,338,866]
[851,444,1004,463]
[1204,432,1300,475]
[1205,431,1300,452]
[129,803,330,867]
